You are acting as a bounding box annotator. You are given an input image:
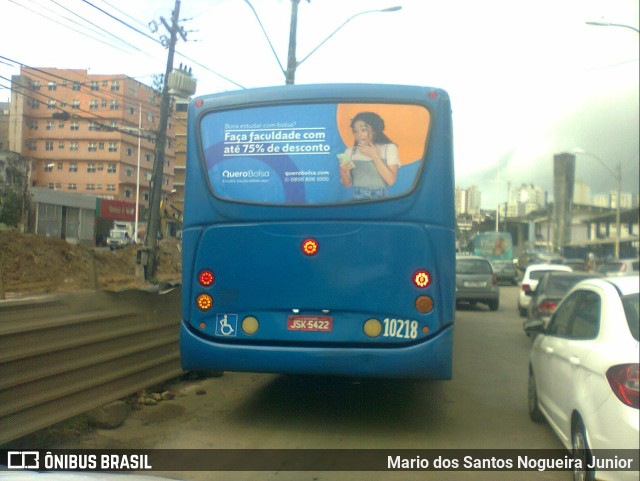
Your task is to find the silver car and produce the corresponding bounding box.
[455,255,500,311]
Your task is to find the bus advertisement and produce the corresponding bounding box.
[180,84,455,379]
[473,232,513,261]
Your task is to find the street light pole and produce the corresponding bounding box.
[585,21,640,33]
[245,1,402,85]
[134,103,141,243]
[573,149,622,260]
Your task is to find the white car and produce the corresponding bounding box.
[518,264,572,317]
[526,276,639,481]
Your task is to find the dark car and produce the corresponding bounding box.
[455,255,500,311]
[523,271,601,332]
[492,260,518,285]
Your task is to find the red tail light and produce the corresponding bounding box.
[301,238,319,256]
[198,269,215,287]
[607,364,639,409]
[538,300,557,315]
[413,269,431,288]
[522,284,531,293]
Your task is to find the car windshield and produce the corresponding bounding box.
[457,259,492,274]
[622,293,639,341]
[596,263,622,273]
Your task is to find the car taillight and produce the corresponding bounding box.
[522,284,531,293]
[492,274,497,286]
[606,364,639,409]
[538,300,557,314]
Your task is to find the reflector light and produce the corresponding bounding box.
[195,99,204,107]
[363,318,382,337]
[196,293,213,311]
[428,90,438,100]
[301,238,319,256]
[415,295,434,313]
[198,269,215,287]
[413,270,431,288]
[242,316,259,335]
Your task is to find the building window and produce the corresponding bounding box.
[108,142,118,153]
[88,143,97,152]
[96,184,103,190]
[128,106,135,115]
[145,153,152,162]
[69,163,78,172]
[107,163,117,173]
[89,100,99,110]
[57,163,63,170]
[32,80,41,90]
[27,140,37,151]
[97,163,104,171]
[70,122,79,131]
[90,81,99,91]
[124,190,132,199]
[44,163,54,172]
[87,184,96,191]
[107,184,116,191]
[111,80,120,91]
[101,99,107,108]
[125,167,133,177]
[126,147,134,156]
[55,183,62,190]
[110,100,119,110]
[47,100,56,109]
[87,163,97,172]
[68,183,77,190]
[88,122,98,131]
[46,121,55,130]
[45,141,54,151]
[71,100,80,109]
[58,121,65,128]
[30,99,40,109]
[98,142,105,150]
[72,82,81,91]
[48,183,54,189]
[48,81,57,91]
[102,80,108,87]
[70,142,79,151]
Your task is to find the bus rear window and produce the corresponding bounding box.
[199,102,430,205]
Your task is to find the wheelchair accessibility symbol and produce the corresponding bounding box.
[216,314,238,337]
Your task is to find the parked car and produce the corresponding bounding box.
[492,260,519,285]
[526,276,639,481]
[596,258,640,276]
[517,264,572,317]
[523,271,601,332]
[455,255,499,311]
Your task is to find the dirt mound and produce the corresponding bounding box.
[0,230,181,297]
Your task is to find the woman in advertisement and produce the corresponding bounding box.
[339,112,400,200]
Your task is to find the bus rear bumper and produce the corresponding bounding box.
[180,321,454,380]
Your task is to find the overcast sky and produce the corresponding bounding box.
[1,0,638,208]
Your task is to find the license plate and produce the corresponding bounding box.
[287,315,333,332]
[464,281,486,288]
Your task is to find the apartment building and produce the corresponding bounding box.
[9,67,176,213]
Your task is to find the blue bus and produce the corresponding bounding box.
[180,84,455,379]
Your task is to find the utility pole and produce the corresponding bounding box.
[144,0,185,280]
[285,0,300,85]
